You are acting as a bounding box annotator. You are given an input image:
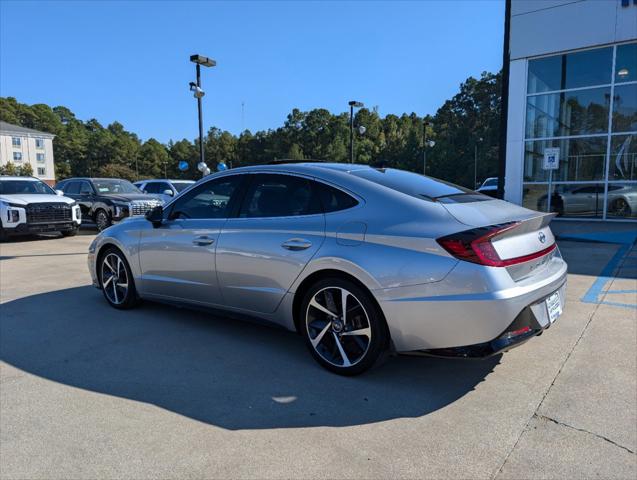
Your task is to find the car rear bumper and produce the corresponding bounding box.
[375,255,568,352]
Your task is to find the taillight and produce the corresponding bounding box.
[437,222,556,267]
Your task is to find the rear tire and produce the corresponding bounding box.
[98,247,139,309]
[300,277,388,376]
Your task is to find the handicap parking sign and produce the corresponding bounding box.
[543,147,560,170]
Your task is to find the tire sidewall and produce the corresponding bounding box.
[300,277,388,376]
[95,209,111,232]
[99,247,138,309]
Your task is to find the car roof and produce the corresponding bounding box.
[0,176,41,181]
[141,179,195,183]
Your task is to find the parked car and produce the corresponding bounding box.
[0,176,81,241]
[87,163,567,375]
[537,184,637,218]
[476,177,499,198]
[55,177,163,231]
[134,179,195,203]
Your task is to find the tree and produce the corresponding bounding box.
[0,162,18,176]
[18,163,33,176]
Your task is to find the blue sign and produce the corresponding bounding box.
[178,161,189,171]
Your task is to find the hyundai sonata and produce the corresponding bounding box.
[88,163,567,375]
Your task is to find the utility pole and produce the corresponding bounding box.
[423,120,429,175]
[474,137,483,188]
[189,54,216,170]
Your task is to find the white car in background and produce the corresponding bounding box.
[134,179,195,203]
[0,176,81,241]
[476,177,499,198]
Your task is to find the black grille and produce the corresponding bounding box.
[130,200,162,216]
[26,203,72,224]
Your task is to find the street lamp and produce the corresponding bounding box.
[474,137,483,188]
[190,54,216,174]
[422,120,435,175]
[349,100,364,163]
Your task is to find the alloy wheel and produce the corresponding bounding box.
[96,211,110,231]
[614,198,630,216]
[101,252,129,305]
[305,286,372,368]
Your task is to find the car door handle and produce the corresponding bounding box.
[281,238,312,251]
[193,236,215,246]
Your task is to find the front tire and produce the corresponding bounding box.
[62,227,78,237]
[99,247,138,309]
[300,277,388,376]
[95,209,112,232]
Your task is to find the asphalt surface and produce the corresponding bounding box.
[1,230,635,479]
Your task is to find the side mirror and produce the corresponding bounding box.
[163,189,174,197]
[55,189,64,196]
[145,205,164,227]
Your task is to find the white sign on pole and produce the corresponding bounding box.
[543,147,560,170]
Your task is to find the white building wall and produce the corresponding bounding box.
[505,0,637,207]
[0,132,56,184]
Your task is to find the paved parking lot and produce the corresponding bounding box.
[1,231,635,479]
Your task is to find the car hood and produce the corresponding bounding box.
[101,193,164,202]
[0,194,75,205]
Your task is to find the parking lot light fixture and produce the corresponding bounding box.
[190,54,216,174]
[348,101,364,163]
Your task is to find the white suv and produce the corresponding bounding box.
[0,176,82,241]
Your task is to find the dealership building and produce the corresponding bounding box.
[0,121,56,185]
[504,0,637,220]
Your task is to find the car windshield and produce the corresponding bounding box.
[172,181,194,192]
[0,179,56,195]
[93,179,141,194]
[350,168,490,202]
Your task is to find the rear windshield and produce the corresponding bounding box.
[350,168,490,203]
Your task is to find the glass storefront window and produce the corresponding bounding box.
[527,47,612,94]
[552,183,605,218]
[609,134,637,181]
[612,84,637,132]
[615,43,637,83]
[524,137,607,182]
[606,183,637,219]
[526,87,610,138]
[522,184,549,212]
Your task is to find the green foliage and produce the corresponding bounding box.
[0,72,501,186]
[0,162,33,176]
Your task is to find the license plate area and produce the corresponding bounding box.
[546,291,562,323]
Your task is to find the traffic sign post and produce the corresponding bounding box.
[543,147,560,213]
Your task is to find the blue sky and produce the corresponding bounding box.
[0,0,504,143]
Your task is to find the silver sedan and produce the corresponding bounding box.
[88,163,567,375]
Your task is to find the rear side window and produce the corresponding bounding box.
[350,168,488,202]
[314,182,358,212]
[240,174,322,218]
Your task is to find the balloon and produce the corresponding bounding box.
[217,162,227,171]
[178,161,189,172]
[203,167,211,176]
[197,161,207,172]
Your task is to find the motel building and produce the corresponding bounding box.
[504,0,637,221]
[0,121,56,186]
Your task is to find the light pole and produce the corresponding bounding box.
[189,54,216,171]
[422,120,435,175]
[474,137,483,188]
[349,100,364,163]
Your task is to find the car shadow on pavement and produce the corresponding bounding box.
[0,286,500,430]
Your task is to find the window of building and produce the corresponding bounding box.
[523,42,637,220]
[11,137,21,148]
[13,152,22,162]
[35,138,45,149]
[37,167,46,176]
[36,153,46,163]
